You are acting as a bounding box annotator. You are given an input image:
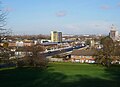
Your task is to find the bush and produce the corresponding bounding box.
[17,55,48,68]
[17,60,25,67]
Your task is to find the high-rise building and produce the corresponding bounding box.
[51,31,62,42]
[109,25,119,41]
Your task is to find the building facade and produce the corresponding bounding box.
[51,31,62,42]
[71,49,95,63]
[109,25,119,41]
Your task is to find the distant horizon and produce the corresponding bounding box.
[12,32,108,36]
[1,0,120,35]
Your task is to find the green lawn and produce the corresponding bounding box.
[0,62,120,87]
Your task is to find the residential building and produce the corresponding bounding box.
[51,31,62,42]
[16,41,24,47]
[71,49,95,63]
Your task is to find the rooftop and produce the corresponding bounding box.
[71,49,96,56]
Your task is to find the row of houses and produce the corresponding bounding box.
[48,48,96,63]
[49,48,120,64]
[71,49,95,63]
[0,41,35,47]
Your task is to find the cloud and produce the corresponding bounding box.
[56,11,67,17]
[100,5,110,10]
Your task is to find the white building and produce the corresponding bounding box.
[16,41,24,47]
[109,25,119,41]
[40,39,51,43]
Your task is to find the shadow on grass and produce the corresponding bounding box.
[0,65,120,87]
[104,65,120,82]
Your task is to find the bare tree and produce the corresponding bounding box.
[0,2,9,64]
[17,45,48,68]
[0,2,7,28]
[95,36,114,67]
[0,1,8,43]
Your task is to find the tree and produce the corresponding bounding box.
[113,41,120,62]
[17,45,48,68]
[85,39,91,46]
[0,1,9,43]
[95,36,114,67]
[114,41,120,55]
[0,1,7,28]
[0,2,10,64]
[0,47,13,64]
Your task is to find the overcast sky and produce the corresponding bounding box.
[1,0,120,35]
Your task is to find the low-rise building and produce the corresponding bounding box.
[71,49,95,63]
[40,39,51,43]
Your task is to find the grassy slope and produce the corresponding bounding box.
[0,62,120,87]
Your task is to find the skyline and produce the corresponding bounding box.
[1,0,120,35]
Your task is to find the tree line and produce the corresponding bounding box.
[95,36,120,67]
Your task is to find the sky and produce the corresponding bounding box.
[1,0,120,35]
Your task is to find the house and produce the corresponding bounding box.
[9,42,16,47]
[71,49,95,63]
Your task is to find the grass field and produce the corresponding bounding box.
[0,62,120,87]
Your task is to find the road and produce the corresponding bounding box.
[43,45,86,57]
